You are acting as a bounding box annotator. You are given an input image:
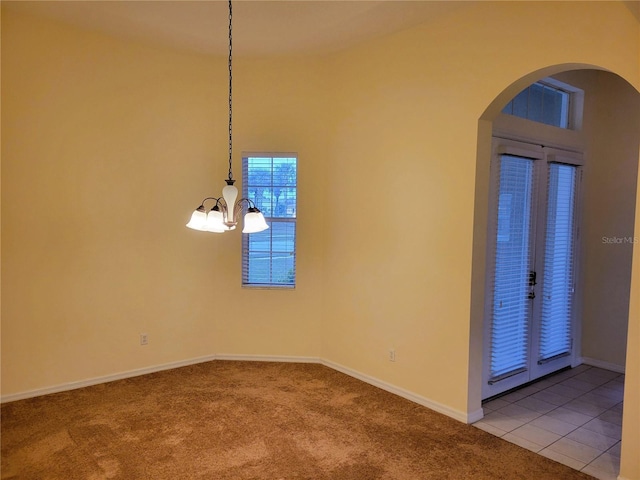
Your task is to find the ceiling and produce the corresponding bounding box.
[2,1,470,56]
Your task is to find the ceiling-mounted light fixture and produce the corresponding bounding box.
[186,0,268,235]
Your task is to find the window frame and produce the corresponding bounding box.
[241,152,297,289]
[501,77,584,131]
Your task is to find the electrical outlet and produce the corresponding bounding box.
[140,333,149,346]
[389,349,396,362]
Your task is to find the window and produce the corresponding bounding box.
[501,80,574,129]
[242,154,297,288]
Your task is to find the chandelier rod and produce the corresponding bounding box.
[227,0,233,184]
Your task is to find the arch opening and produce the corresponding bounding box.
[470,65,639,477]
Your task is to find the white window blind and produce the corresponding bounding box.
[242,155,297,287]
[489,155,536,381]
[539,163,577,362]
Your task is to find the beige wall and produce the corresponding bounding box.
[580,72,639,369]
[2,2,639,479]
[324,0,639,411]
[0,11,326,394]
[322,2,639,477]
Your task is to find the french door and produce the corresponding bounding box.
[482,139,582,400]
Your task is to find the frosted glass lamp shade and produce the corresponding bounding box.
[242,208,269,233]
[186,207,208,231]
[206,208,226,233]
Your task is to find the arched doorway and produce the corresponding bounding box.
[469,66,639,477]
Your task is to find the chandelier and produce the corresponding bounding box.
[186,0,268,234]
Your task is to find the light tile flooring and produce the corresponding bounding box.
[474,365,625,480]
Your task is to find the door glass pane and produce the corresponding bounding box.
[490,155,535,380]
[539,163,577,361]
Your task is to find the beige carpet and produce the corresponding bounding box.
[1,361,592,479]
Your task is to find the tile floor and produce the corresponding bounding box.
[474,365,625,480]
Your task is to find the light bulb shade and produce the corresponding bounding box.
[222,183,238,225]
[242,209,269,233]
[186,208,208,231]
[206,208,226,233]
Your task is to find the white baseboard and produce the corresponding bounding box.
[580,356,626,373]
[0,354,218,404]
[0,354,319,403]
[321,359,478,424]
[215,354,320,364]
[467,408,485,424]
[1,354,481,425]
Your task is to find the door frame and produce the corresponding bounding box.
[482,137,584,400]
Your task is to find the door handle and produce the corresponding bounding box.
[527,290,536,300]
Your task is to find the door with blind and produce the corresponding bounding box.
[482,139,582,400]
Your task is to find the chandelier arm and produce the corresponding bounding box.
[241,198,258,209]
[230,198,248,223]
[200,196,223,207]
[222,198,258,224]
[235,198,255,208]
